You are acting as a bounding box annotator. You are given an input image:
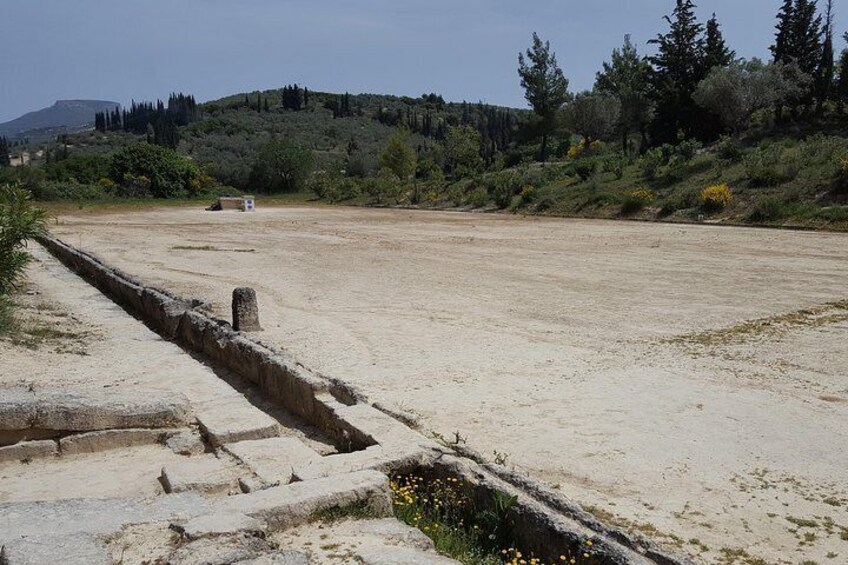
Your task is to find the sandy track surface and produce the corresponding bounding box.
[50,206,848,563]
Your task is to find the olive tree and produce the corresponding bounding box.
[564,92,621,147]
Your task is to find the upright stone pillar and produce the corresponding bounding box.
[232,287,261,332]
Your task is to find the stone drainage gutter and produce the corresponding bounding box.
[37,235,691,565]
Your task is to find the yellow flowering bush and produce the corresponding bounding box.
[700,183,732,210]
[621,188,656,214]
[567,140,606,159]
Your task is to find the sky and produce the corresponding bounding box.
[0,0,841,123]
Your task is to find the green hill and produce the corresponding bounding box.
[0,100,120,142]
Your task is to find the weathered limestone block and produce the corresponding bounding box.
[166,428,206,456]
[160,455,241,495]
[0,439,58,463]
[59,429,167,455]
[223,437,320,486]
[232,287,261,332]
[195,397,279,447]
[0,387,191,434]
[236,552,310,565]
[172,512,265,540]
[215,469,392,530]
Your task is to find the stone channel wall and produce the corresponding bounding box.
[37,235,690,565]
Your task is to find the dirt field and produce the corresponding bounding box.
[49,206,848,563]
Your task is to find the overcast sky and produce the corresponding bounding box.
[0,0,842,123]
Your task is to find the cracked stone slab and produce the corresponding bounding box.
[59,428,169,455]
[166,428,206,456]
[172,512,265,540]
[161,455,242,495]
[0,387,191,433]
[0,439,58,463]
[195,397,279,447]
[0,533,109,565]
[215,469,392,530]
[223,437,320,486]
[292,444,432,482]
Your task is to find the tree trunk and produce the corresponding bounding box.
[540,133,549,162]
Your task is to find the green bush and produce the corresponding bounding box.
[44,154,111,184]
[573,158,598,181]
[249,138,314,193]
[748,196,787,222]
[638,148,666,180]
[467,186,489,207]
[715,136,743,162]
[744,145,798,187]
[491,171,522,209]
[601,154,627,179]
[676,139,701,161]
[0,184,46,298]
[110,144,202,198]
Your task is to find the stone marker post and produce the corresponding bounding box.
[232,287,261,332]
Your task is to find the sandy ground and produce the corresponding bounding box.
[48,206,848,564]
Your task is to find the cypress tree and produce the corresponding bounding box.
[837,40,848,113]
[0,137,10,167]
[648,0,707,142]
[704,13,735,70]
[815,0,835,113]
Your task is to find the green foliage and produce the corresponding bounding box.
[565,92,621,146]
[491,170,522,209]
[443,125,483,177]
[573,158,598,181]
[716,136,743,162]
[638,147,666,180]
[379,131,417,181]
[744,144,798,186]
[0,184,46,297]
[748,195,788,222]
[43,154,111,184]
[109,143,201,198]
[518,32,570,161]
[250,138,314,193]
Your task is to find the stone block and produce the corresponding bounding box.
[0,440,58,463]
[223,437,320,486]
[166,429,206,456]
[196,398,278,447]
[59,428,166,455]
[161,455,240,495]
[233,287,261,332]
[215,469,391,530]
[172,512,265,540]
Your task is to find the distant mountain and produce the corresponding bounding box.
[0,100,120,142]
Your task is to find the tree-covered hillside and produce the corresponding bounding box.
[3,0,848,230]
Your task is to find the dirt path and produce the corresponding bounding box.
[50,205,848,563]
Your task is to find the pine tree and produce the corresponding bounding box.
[704,13,735,70]
[648,0,707,142]
[837,41,848,113]
[517,32,570,161]
[596,35,654,153]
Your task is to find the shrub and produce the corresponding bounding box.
[621,188,656,215]
[0,184,46,297]
[744,145,797,187]
[249,138,314,193]
[833,154,848,194]
[467,186,489,207]
[573,158,598,181]
[110,143,202,198]
[748,196,786,223]
[601,154,627,179]
[676,139,701,161]
[491,171,522,209]
[716,136,743,162]
[519,185,537,205]
[700,183,733,211]
[638,148,666,180]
